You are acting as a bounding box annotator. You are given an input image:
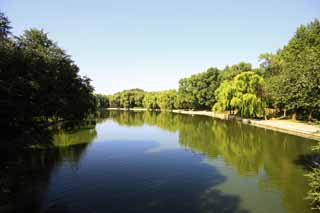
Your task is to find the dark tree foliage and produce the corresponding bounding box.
[0,12,11,39]
[95,94,110,109]
[0,14,96,145]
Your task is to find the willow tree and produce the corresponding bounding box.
[213,72,266,118]
[212,81,235,113]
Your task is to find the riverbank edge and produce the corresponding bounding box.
[106,108,320,141]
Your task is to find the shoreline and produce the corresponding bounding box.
[106,108,320,141]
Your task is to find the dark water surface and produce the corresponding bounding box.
[1,111,318,213]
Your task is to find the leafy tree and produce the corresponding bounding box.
[259,52,283,77]
[108,89,145,109]
[213,72,266,118]
[132,89,145,107]
[109,94,121,108]
[261,19,320,120]
[95,94,110,109]
[175,93,194,109]
[143,92,159,110]
[281,19,320,120]
[212,81,235,113]
[234,93,265,118]
[0,14,96,145]
[15,29,96,121]
[220,62,252,81]
[157,90,178,110]
[178,67,220,110]
[232,71,264,96]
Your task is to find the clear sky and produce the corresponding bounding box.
[1,0,319,94]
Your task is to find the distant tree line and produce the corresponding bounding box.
[97,19,320,121]
[0,12,96,145]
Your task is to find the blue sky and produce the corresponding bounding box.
[1,0,319,94]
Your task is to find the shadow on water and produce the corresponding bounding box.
[294,153,320,171]
[200,189,249,213]
[0,120,250,213]
[0,127,96,213]
[45,176,249,213]
[43,144,249,213]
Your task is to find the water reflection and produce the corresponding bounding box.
[0,111,316,213]
[0,127,96,213]
[104,111,317,213]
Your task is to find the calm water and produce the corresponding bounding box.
[1,111,318,213]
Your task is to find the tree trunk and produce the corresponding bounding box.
[308,111,313,122]
[292,111,297,120]
[283,109,287,117]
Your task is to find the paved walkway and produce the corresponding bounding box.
[172,110,320,141]
[255,120,320,135]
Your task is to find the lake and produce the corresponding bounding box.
[1,111,317,213]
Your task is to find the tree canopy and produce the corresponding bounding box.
[107,89,145,109]
[213,72,266,118]
[0,13,96,145]
[143,92,160,110]
[178,67,220,110]
[260,19,320,120]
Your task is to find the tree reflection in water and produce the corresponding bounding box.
[0,127,96,213]
[0,111,316,213]
[105,110,317,213]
